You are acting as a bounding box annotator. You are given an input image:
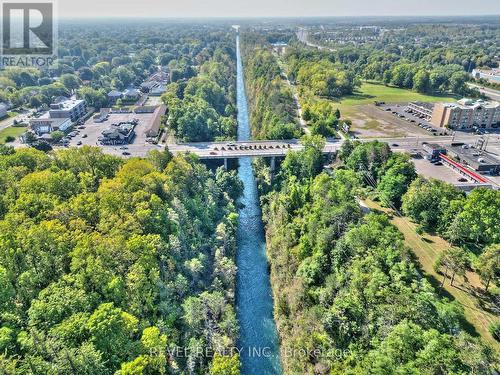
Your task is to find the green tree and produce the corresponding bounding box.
[476,244,499,292]
[60,73,82,92]
[77,87,107,109]
[435,247,469,287]
[413,70,430,93]
[86,303,139,368]
[209,354,240,375]
[50,131,65,142]
[378,153,417,208]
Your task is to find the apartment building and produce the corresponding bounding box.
[49,98,87,122]
[430,98,500,129]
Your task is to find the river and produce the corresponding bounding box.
[235,34,283,375]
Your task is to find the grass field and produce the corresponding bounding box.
[0,125,26,144]
[363,199,500,351]
[337,82,457,107]
[330,82,458,138]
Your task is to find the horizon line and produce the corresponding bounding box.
[56,14,500,20]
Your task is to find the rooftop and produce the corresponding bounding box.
[50,99,85,111]
[437,98,499,110]
[108,90,122,97]
[410,101,434,110]
[448,144,500,168]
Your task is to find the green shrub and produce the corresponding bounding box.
[489,321,500,342]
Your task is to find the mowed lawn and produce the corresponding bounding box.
[363,199,500,352]
[339,82,458,106]
[0,126,27,144]
[335,81,458,117]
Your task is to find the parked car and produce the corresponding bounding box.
[122,151,131,156]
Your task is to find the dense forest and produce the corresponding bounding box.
[0,145,243,374]
[254,138,498,374]
[161,43,237,141]
[300,23,499,96]
[241,34,302,140]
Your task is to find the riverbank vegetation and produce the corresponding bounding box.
[241,34,302,140]
[255,138,498,373]
[0,145,242,374]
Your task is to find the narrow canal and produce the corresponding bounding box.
[235,33,283,375]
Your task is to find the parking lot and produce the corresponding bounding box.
[411,157,471,185]
[379,104,449,136]
[65,112,160,157]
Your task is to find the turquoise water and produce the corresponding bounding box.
[235,34,283,375]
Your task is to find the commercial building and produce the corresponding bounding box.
[446,145,500,175]
[99,122,136,145]
[49,98,87,122]
[430,98,500,130]
[150,85,167,96]
[144,105,167,139]
[472,68,500,84]
[423,143,447,161]
[30,117,72,135]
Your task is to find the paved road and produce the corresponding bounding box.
[166,134,498,159]
[297,27,336,52]
[0,109,33,132]
[468,83,500,102]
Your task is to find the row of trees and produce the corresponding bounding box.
[254,138,496,374]
[241,34,302,140]
[0,145,243,374]
[161,45,238,142]
[378,63,472,95]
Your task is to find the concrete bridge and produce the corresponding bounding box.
[167,139,340,169]
[165,134,499,170]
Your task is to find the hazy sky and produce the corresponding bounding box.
[58,0,500,18]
